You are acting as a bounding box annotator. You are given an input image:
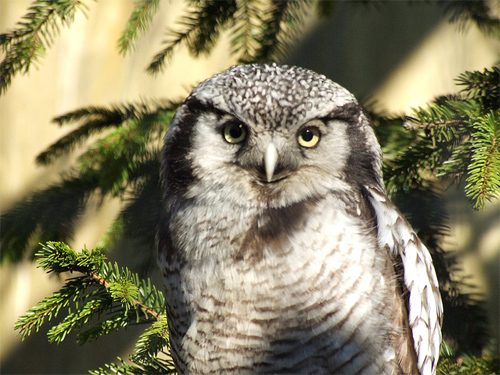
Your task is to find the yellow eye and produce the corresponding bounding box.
[223,122,247,144]
[297,127,321,148]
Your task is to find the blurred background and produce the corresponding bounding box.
[1,0,498,373]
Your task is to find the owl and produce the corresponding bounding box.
[157,64,443,375]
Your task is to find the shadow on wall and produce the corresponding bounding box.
[2,320,144,374]
[443,186,500,350]
[286,2,444,99]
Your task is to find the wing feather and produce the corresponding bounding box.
[365,186,443,375]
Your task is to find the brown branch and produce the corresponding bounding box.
[403,119,465,131]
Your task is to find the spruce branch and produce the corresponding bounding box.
[15,242,173,374]
[0,0,91,94]
[117,166,163,265]
[147,0,314,73]
[76,120,160,196]
[15,275,90,340]
[118,0,160,55]
[90,354,176,375]
[253,0,313,63]
[36,100,178,166]
[0,101,173,262]
[251,0,290,63]
[464,110,500,209]
[383,98,471,196]
[384,67,500,209]
[456,66,500,111]
[37,242,164,321]
[231,0,262,63]
[90,358,149,375]
[126,319,175,373]
[37,101,176,198]
[147,0,238,75]
[90,325,176,375]
[184,0,238,57]
[132,319,170,362]
[437,341,500,375]
[15,242,166,347]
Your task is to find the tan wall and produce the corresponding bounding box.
[1,1,498,372]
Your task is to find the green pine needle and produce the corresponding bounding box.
[383,67,500,209]
[14,275,89,340]
[131,319,175,373]
[15,241,172,374]
[465,111,500,209]
[15,242,166,346]
[0,0,91,94]
[36,101,177,166]
[230,0,262,63]
[437,340,500,374]
[147,0,238,75]
[118,0,160,55]
[252,0,313,63]
[109,278,140,306]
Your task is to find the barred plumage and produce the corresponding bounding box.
[158,64,443,374]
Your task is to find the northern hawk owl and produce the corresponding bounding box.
[158,64,443,375]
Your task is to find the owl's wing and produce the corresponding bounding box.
[365,186,443,375]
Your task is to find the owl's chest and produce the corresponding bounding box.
[164,196,398,373]
[184,211,382,326]
[171,194,380,294]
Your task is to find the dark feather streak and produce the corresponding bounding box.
[235,199,318,262]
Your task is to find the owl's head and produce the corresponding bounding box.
[162,64,383,208]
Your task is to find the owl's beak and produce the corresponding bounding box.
[264,142,278,183]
